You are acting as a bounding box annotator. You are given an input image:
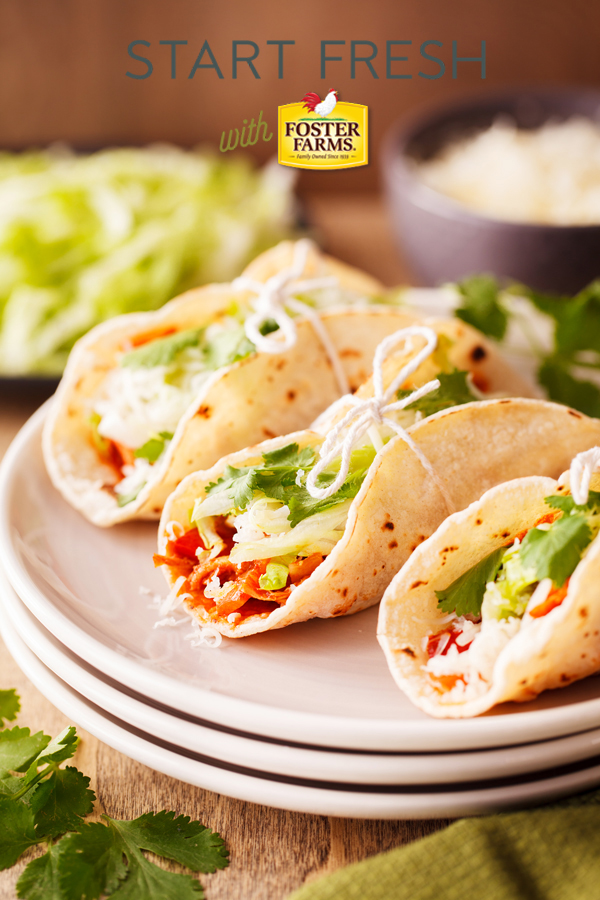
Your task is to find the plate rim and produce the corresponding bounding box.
[4,406,600,751]
[8,573,600,785]
[4,608,600,818]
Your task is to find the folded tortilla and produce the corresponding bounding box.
[156,399,600,638]
[311,316,538,434]
[43,241,416,527]
[377,470,600,718]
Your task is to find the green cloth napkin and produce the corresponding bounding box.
[288,790,600,900]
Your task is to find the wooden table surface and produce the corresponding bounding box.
[0,194,450,900]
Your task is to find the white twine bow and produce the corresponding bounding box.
[567,447,600,505]
[232,238,350,395]
[305,325,455,513]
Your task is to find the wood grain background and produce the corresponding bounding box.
[0,0,598,192]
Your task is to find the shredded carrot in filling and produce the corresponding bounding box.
[529,579,570,618]
[513,511,558,544]
[153,523,325,622]
[126,325,177,349]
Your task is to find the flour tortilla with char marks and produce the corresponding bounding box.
[378,471,600,718]
[158,399,600,638]
[42,241,412,527]
[311,316,538,434]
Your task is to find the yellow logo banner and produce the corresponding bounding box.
[278,99,368,170]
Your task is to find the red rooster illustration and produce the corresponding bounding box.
[301,90,339,118]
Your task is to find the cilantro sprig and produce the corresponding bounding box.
[0,690,229,899]
[435,547,505,618]
[436,490,600,618]
[203,441,376,527]
[397,370,477,419]
[455,276,600,418]
[0,688,20,726]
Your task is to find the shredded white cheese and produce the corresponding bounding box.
[417,117,600,225]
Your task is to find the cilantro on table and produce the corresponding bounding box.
[454,275,600,418]
[0,688,20,726]
[0,690,229,899]
[121,328,203,369]
[436,547,506,618]
[397,370,477,418]
[203,441,376,527]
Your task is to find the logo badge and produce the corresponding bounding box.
[278,90,368,170]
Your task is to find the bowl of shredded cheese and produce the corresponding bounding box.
[382,89,600,293]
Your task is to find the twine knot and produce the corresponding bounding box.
[305,326,452,509]
[232,239,349,394]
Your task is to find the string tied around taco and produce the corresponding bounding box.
[232,238,350,395]
[304,325,455,513]
[565,446,600,505]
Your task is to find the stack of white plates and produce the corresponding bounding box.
[2,408,600,819]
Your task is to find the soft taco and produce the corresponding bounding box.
[377,448,600,718]
[311,316,537,435]
[154,331,600,638]
[43,240,412,527]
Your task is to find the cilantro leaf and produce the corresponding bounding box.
[455,274,508,340]
[205,444,317,512]
[0,774,25,798]
[16,840,66,900]
[58,823,127,900]
[58,813,228,900]
[202,327,255,370]
[436,547,506,617]
[286,465,371,527]
[546,491,600,516]
[519,514,592,587]
[31,767,95,839]
[108,811,229,873]
[205,464,256,510]
[261,444,316,468]
[134,432,173,463]
[121,329,203,369]
[538,356,600,418]
[0,798,38,870]
[0,689,20,726]
[203,441,373,526]
[527,281,600,357]
[24,727,78,783]
[397,370,476,418]
[0,727,51,777]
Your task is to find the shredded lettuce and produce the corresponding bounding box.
[121,330,203,368]
[134,432,173,463]
[190,441,377,564]
[0,149,296,375]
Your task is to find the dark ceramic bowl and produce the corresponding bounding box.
[381,88,600,294]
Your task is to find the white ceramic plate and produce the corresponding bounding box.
[5,608,600,819]
[3,407,600,752]
[7,570,600,787]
